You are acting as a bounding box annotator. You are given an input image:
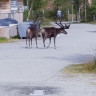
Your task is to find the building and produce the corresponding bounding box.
[46,0,54,10]
[0,0,24,23]
[0,0,24,39]
[88,0,92,5]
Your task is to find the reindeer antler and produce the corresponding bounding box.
[33,14,39,25]
[54,16,61,27]
[54,16,64,28]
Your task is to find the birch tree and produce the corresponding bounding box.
[23,0,47,21]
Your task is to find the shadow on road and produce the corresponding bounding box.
[0,85,60,96]
[44,54,94,64]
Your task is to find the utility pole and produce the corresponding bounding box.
[78,7,81,23]
[85,0,87,22]
[27,0,29,6]
[72,0,74,22]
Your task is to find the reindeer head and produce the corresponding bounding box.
[60,27,67,34]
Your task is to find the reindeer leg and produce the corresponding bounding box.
[31,38,32,48]
[26,37,27,47]
[47,37,51,48]
[43,39,45,47]
[54,37,56,49]
[29,38,30,49]
[43,37,46,48]
[35,37,38,48]
[42,34,45,48]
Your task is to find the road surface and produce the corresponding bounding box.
[0,23,96,96]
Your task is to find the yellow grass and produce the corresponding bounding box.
[63,59,96,74]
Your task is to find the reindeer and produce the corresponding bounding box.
[26,15,39,48]
[41,17,67,48]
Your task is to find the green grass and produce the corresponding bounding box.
[63,59,96,74]
[0,37,8,43]
[0,37,18,43]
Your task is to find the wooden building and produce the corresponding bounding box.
[0,0,24,23]
[46,0,54,10]
[88,0,92,5]
[0,0,24,39]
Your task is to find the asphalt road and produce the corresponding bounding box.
[0,23,96,96]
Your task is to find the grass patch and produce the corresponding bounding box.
[0,37,8,43]
[89,21,96,24]
[63,59,96,74]
[0,37,18,43]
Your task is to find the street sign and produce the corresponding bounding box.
[11,0,18,11]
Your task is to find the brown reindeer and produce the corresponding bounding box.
[41,17,67,48]
[26,15,39,48]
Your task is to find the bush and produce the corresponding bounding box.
[11,35,20,39]
[23,10,28,21]
[23,10,44,21]
[44,10,57,20]
[87,6,96,22]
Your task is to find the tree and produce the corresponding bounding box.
[54,0,72,20]
[87,0,96,21]
[92,0,96,5]
[73,0,90,22]
[23,0,47,21]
